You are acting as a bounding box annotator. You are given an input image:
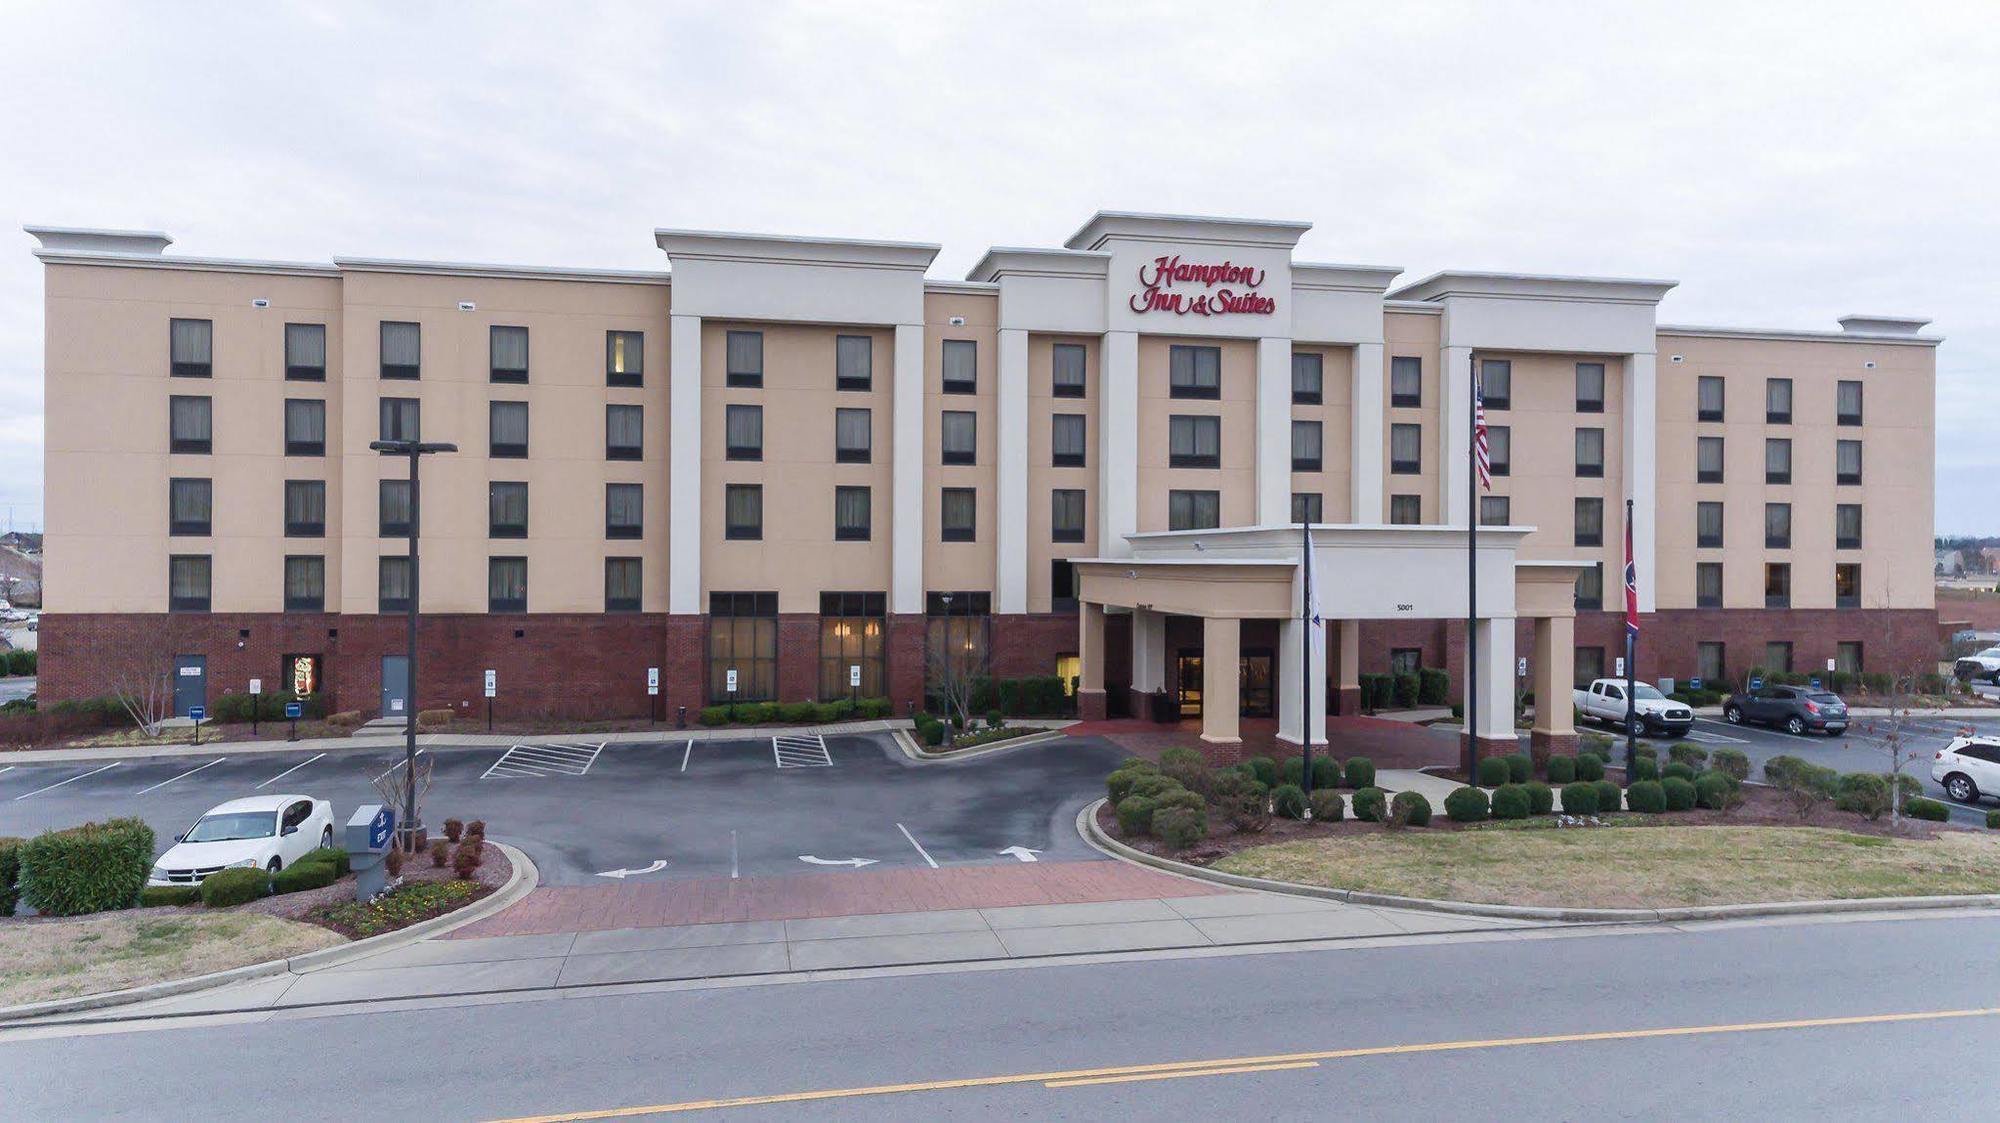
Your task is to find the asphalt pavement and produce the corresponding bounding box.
[0,675,31,704]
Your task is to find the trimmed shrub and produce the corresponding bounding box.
[1309,789,1345,823]
[698,705,732,727]
[1272,784,1309,820]
[453,843,482,878]
[415,708,454,730]
[1835,773,1893,821]
[1547,756,1576,784]
[327,709,365,727]
[1594,780,1623,813]
[1559,782,1599,816]
[1245,756,1279,787]
[1116,795,1160,837]
[1986,810,2000,830]
[1626,780,1667,814]
[985,709,1004,729]
[271,860,338,895]
[1153,807,1207,851]
[1889,774,1923,806]
[1418,667,1450,706]
[1525,781,1555,816]
[1771,758,1839,817]
[1694,771,1735,811]
[1662,762,1697,784]
[140,885,202,908]
[200,866,270,908]
[0,836,21,916]
[855,697,891,720]
[466,820,486,839]
[430,839,450,868]
[1344,756,1376,790]
[1390,790,1432,828]
[1668,743,1710,771]
[918,717,946,746]
[778,701,818,724]
[1311,754,1342,791]
[1279,756,1306,789]
[1763,754,1810,788]
[1107,761,1159,805]
[384,846,405,877]
[18,818,155,916]
[1215,774,1272,833]
[1661,776,1697,812]
[1351,787,1388,823]
[1575,754,1606,782]
[299,847,349,877]
[1627,756,1659,782]
[1393,673,1421,709]
[1490,784,1530,820]
[1160,751,1213,799]
[1128,773,1182,801]
[1476,757,1509,787]
[210,691,328,723]
[1505,754,1533,784]
[1159,747,1205,771]
[1154,788,1206,817]
[443,818,464,843]
[1905,797,1950,823]
[1444,786,1490,822]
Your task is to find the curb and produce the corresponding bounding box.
[0,840,539,1024]
[1077,798,2000,924]
[894,726,1073,763]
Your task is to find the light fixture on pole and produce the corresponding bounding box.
[369,437,456,851]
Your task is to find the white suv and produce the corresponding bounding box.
[1932,737,2000,805]
[1954,646,2000,684]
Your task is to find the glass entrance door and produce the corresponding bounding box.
[1240,649,1274,717]
[1175,651,1203,718]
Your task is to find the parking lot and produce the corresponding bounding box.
[0,733,1126,886]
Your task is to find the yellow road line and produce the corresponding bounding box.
[1046,1060,1320,1088]
[489,1005,2000,1121]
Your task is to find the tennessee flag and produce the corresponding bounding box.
[1624,516,1640,639]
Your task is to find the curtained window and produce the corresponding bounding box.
[379,397,420,443]
[834,486,871,541]
[607,330,645,387]
[1697,376,1725,421]
[1575,563,1604,611]
[1765,438,1791,484]
[169,555,211,612]
[1051,414,1086,467]
[284,479,326,537]
[1292,420,1323,471]
[725,404,763,460]
[606,404,643,459]
[1291,492,1321,524]
[284,555,324,612]
[1480,495,1510,526]
[1052,343,1086,397]
[285,323,326,381]
[1051,489,1086,542]
[378,555,411,612]
[488,482,528,539]
[379,479,411,537]
[1837,380,1863,425]
[1389,494,1421,525]
[1696,501,1723,548]
[1169,415,1220,468]
[1390,423,1421,474]
[1292,352,1323,404]
[1167,489,1220,531]
[1575,362,1606,412]
[941,488,976,541]
[1836,641,1863,674]
[725,484,762,540]
[942,339,977,393]
[836,334,872,391]
[1765,378,1792,424]
[1575,497,1603,547]
[1696,563,1722,608]
[1698,435,1724,482]
[725,330,762,388]
[1391,356,1422,407]
[379,321,420,379]
[488,557,527,613]
[1836,440,1862,485]
[1574,427,1604,477]
[604,558,641,613]
[606,483,643,539]
[1836,504,1862,549]
[835,408,871,463]
[1764,502,1791,548]
[1169,345,1221,399]
[819,592,886,699]
[169,478,212,536]
[285,399,326,456]
[170,318,212,377]
[1487,425,1511,476]
[1479,358,1511,409]
[1835,563,1861,608]
[171,395,212,454]
[489,401,529,458]
[941,411,976,465]
[1765,564,1791,609]
[489,326,529,383]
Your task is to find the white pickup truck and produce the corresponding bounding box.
[1572,678,1694,738]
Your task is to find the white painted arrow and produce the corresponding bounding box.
[798,855,878,868]
[595,860,668,879]
[998,846,1042,863]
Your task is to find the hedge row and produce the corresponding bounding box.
[17,818,155,916]
[1356,671,1446,710]
[0,649,33,676]
[207,692,328,723]
[698,697,893,727]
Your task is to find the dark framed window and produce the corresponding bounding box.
[1836,504,1862,550]
[1488,426,1510,477]
[284,555,324,612]
[1575,646,1605,684]
[1696,500,1723,548]
[285,323,326,381]
[284,399,326,457]
[1765,438,1791,484]
[1390,648,1423,676]
[1479,495,1510,527]
[379,321,420,379]
[1389,494,1421,525]
[942,339,977,394]
[1765,377,1792,424]
[1575,362,1606,412]
[819,592,887,698]
[1390,423,1421,474]
[489,482,528,539]
[1291,492,1322,524]
[1051,414,1086,467]
[1697,436,1724,482]
[709,591,778,702]
[836,334,872,391]
[605,557,641,613]
[925,591,992,694]
[606,404,643,460]
[1167,489,1220,531]
[726,330,762,388]
[606,483,643,540]
[1835,563,1861,609]
[835,408,872,463]
[1051,489,1086,542]
[941,411,977,465]
[607,330,645,387]
[725,404,763,461]
[1391,356,1422,408]
[1765,641,1794,673]
[1765,563,1791,609]
[170,394,213,454]
[1836,641,1863,675]
[1575,563,1604,611]
[1052,343,1087,398]
[725,484,762,540]
[379,479,411,538]
[1697,375,1725,422]
[1575,497,1604,547]
[1764,502,1791,549]
[379,397,420,443]
[170,318,212,377]
[169,554,211,612]
[1169,415,1220,469]
[489,325,529,383]
[489,401,529,459]
[284,479,325,537]
[1574,427,1604,477]
[1050,560,1077,612]
[1836,440,1862,485]
[169,477,212,536]
[488,556,527,613]
[1698,642,1726,682]
[1837,380,1863,426]
[1696,562,1722,608]
[1169,345,1221,399]
[378,555,411,613]
[1292,352,1323,405]
[834,486,871,541]
[941,487,977,542]
[1292,420,1323,472]
[1479,358,1511,409]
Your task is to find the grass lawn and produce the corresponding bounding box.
[0,912,341,1007]
[1211,825,2000,909]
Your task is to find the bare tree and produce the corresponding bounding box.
[103,629,177,737]
[371,755,434,851]
[925,641,978,744]
[1862,674,1931,831]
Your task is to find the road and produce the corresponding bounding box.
[3,908,1996,1118]
[0,675,30,704]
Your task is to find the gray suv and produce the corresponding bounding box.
[1722,685,1850,736]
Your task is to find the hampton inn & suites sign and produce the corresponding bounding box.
[1128,255,1277,317]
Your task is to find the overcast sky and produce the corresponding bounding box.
[2,1,1993,535]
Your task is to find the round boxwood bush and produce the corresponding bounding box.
[1575,754,1606,782]
[1271,783,1308,820]
[1127,773,1182,801]
[1987,809,2000,830]
[1630,757,1661,782]
[1476,757,1509,787]
[271,860,340,895]
[1834,772,1892,820]
[1159,747,1205,770]
[1505,754,1533,784]
[1709,748,1751,783]
[1343,756,1376,790]
[1279,757,1306,789]
[1546,756,1576,784]
[1524,781,1554,816]
[1594,779,1623,813]
[1153,807,1208,851]
[1390,790,1432,827]
[1662,762,1697,784]
[0,837,23,917]
[1308,789,1345,823]
[1116,795,1160,836]
[1559,782,1599,816]
[1626,780,1667,814]
[1106,762,1159,804]
[1444,786,1490,822]
[1244,756,1279,787]
[1694,771,1734,811]
[1661,776,1697,812]
[1905,797,1950,822]
[1311,755,1342,790]
[1490,784,1531,820]
[1351,786,1388,823]
[199,866,271,908]
[17,818,155,917]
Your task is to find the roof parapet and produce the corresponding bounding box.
[25,225,172,255]
[1838,314,1931,335]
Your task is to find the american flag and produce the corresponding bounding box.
[1473,373,1491,491]
[1624,515,1641,639]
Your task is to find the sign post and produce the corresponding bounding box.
[726,668,738,696]
[188,705,205,747]
[483,669,497,732]
[249,678,263,737]
[647,666,660,725]
[285,700,302,742]
[849,663,861,705]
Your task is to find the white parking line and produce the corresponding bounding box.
[480,742,602,780]
[774,733,833,768]
[373,751,428,783]
[681,740,693,773]
[135,757,227,795]
[13,762,121,800]
[897,822,939,869]
[0,766,13,778]
[731,829,740,879]
[1695,717,1821,743]
[256,753,325,789]
[1686,728,1748,745]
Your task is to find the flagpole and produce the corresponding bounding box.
[1624,497,1638,784]
[1300,516,1313,796]
[1466,350,1479,783]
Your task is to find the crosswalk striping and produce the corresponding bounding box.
[481,741,604,780]
[773,732,833,768]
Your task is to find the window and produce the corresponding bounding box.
[1051,489,1086,542]
[1574,646,1605,685]
[169,478,212,536]
[605,558,641,613]
[1697,501,1724,548]
[1291,420,1323,472]
[169,554,211,612]
[1765,502,1791,549]
[285,323,326,381]
[1765,377,1792,424]
[1391,356,1422,408]
[1837,380,1863,426]
[1836,641,1863,675]
[1053,343,1087,397]
[378,555,411,613]
[725,330,762,388]
[725,484,762,540]
[942,339,977,394]
[606,483,643,540]
[836,334,872,391]
[1835,563,1861,608]
[379,397,420,443]
[941,487,976,541]
[941,411,977,465]
[1167,489,1220,531]
[170,318,212,377]
[1575,563,1604,610]
[1168,415,1220,469]
[1765,438,1791,484]
[1292,352,1323,405]
[284,480,325,538]
[489,325,529,383]
[606,404,643,460]
[1697,642,1726,683]
[1169,345,1221,399]
[819,592,886,698]
[834,486,871,541]
[379,321,420,379]
[488,557,528,613]
[1574,427,1604,477]
[1389,495,1421,525]
[1390,423,1421,474]
[1479,358,1511,409]
[1050,560,1077,611]
[1836,440,1862,485]
[1697,436,1724,483]
[607,330,645,387]
[1575,497,1604,547]
[1487,426,1510,477]
[170,395,212,454]
[725,404,762,461]
[1836,504,1862,549]
[1390,649,1422,676]
[284,555,324,612]
[1765,641,1794,673]
[1697,375,1725,422]
[379,479,411,538]
[710,592,778,702]
[1052,414,1087,467]
[1291,492,1322,524]
[489,401,529,459]
[1480,495,1510,526]
[1575,362,1606,412]
[835,408,872,463]
[488,482,528,539]
[1765,563,1791,608]
[1696,562,1723,608]
[284,399,326,457]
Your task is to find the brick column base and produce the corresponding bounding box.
[1196,740,1245,767]
[1128,690,1169,723]
[1078,689,1108,721]
[1461,732,1523,767]
[1334,686,1361,716]
[1530,730,1579,768]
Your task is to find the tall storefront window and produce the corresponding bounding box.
[926,591,991,695]
[709,592,777,702]
[819,592,886,699]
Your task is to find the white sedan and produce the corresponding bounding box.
[148,795,336,886]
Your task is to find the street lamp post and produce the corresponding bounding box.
[369,438,456,851]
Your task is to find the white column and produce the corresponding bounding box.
[1255,336,1292,526]
[667,313,703,615]
[1099,330,1139,555]
[1623,351,1657,612]
[1351,341,1384,523]
[995,328,1029,614]
[891,323,926,615]
[1276,615,1328,747]
[1472,617,1517,742]
[1441,344,1473,528]
[1131,608,1166,693]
